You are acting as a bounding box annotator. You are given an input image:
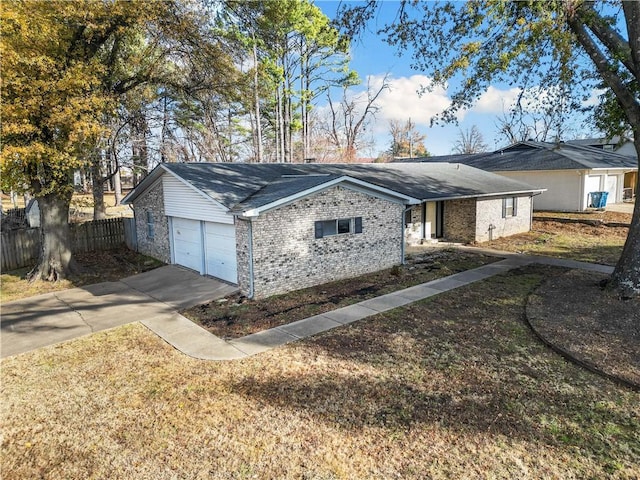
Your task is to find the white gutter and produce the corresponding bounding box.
[423,189,546,203]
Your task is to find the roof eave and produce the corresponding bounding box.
[423,188,547,202]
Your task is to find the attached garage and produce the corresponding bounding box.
[163,174,237,284]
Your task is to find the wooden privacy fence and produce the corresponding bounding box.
[1,217,129,271]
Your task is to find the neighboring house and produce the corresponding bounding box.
[398,141,638,211]
[567,136,637,157]
[567,137,637,200]
[122,162,543,299]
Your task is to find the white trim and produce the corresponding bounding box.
[239,176,421,217]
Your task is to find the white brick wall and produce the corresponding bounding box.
[133,180,171,263]
[238,186,404,299]
[475,196,532,242]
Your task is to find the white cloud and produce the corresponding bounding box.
[472,86,522,114]
[582,87,607,107]
[365,74,453,130]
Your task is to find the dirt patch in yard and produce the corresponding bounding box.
[534,209,632,224]
[534,219,630,238]
[527,269,640,388]
[481,219,628,265]
[0,247,163,303]
[182,250,498,339]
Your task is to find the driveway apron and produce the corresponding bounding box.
[0,266,238,358]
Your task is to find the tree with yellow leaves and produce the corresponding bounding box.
[0,0,218,280]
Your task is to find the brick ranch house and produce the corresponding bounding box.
[122,163,544,299]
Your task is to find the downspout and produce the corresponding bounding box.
[247,219,255,299]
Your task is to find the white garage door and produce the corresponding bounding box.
[204,222,237,283]
[171,217,203,273]
[605,175,618,205]
[585,175,602,207]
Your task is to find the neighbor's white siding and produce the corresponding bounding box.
[497,170,581,211]
[162,174,232,224]
[583,171,624,207]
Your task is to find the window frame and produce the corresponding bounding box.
[502,197,518,218]
[146,210,155,240]
[315,217,363,239]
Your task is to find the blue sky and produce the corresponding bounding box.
[314,1,599,157]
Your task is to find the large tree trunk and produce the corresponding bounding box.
[92,156,107,220]
[113,166,122,206]
[609,138,640,297]
[132,109,149,184]
[253,41,263,163]
[29,191,78,282]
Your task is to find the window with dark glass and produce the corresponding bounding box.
[315,217,362,238]
[146,211,155,239]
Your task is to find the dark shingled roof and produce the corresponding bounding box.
[137,162,542,212]
[395,141,637,171]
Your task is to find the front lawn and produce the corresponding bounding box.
[2,265,638,479]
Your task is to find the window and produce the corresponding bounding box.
[315,217,363,238]
[146,211,155,239]
[502,197,518,218]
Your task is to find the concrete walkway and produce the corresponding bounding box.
[1,250,614,360]
[141,251,614,361]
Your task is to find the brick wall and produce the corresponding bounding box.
[239,186,404,299]
[475,196,532,242]
[132,180,171,263]
[443,198,477,243]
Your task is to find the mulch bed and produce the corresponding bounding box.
[526,269,640,389]
[183,250,497,339]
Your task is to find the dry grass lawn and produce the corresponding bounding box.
[2,265,638,479]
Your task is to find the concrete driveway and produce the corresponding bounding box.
[0,266,238,358]
[607,202,635,214]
